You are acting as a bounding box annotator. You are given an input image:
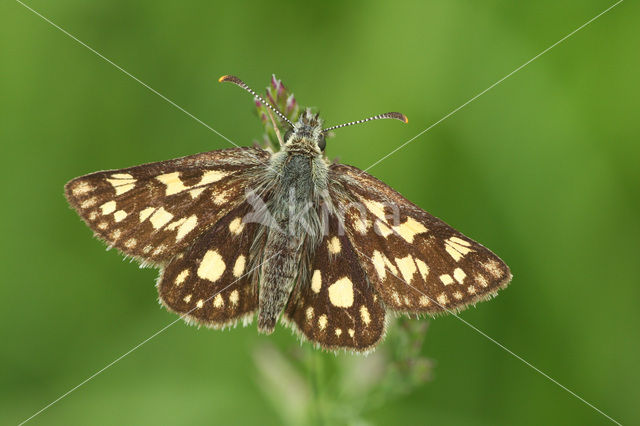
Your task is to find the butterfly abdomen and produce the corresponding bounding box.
[256,152,328,333]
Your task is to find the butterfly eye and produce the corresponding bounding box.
[284,129,294,143]
[317,134,326,151]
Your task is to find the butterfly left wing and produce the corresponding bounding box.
[157,203,259,328]
[283,215,386,352]
[330,163,512,315]
[65,147,269,265]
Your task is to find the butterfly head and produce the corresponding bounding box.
[283,109,326,153]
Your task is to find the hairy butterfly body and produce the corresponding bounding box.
[65,75,511,352]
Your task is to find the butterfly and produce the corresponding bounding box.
[65,75,511,352]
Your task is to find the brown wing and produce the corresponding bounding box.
[65,147,269,265]
[284,215,386,352]
[157,203,259,328]
[330,163,512,315]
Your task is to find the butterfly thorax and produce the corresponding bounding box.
[255,110,331,333]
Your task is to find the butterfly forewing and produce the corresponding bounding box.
[284,215,386,351]
[158,203,259,327]
[331,163,512,314]
[65,147,269,264]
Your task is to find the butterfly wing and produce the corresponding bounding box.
[157,203,260,328]
[65,147,269,265]
[284,215,386,352]
[330,163,512,314]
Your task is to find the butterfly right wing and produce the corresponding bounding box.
[330,163,512,315]
[65,147,269,265]
[284,214,386,352]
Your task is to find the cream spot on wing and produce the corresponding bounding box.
[110,229,121,240]
[213,294,224,308]
[453,268,466,284]
[213,189,232,205]
[467,285,477,295]
[149,207,174,229]
[403,295,410,305]
[311,270,322,293]
[88,211,98,221]
[335,328,342,337]
[372,250,387,280]
[199,170,229,185]
[348,329,355,338]
[383,255,398,276]
[419,295,430,306]
[166,217,185,230]
[437,293,449,305]
[392,291,402,305]
[229,290,239,306]
[100,201,116,215]
[155,172,188,196]
[415,258,429,281]
[445,237,473,262]
[396,255,417,283]
[124,238,137,248]
[475,274,489,288]
[363,200,387,221]
[106,174,136,195]
[139,207,155,222]
[483,259,503,278]
[175,215,197,241]
[360,306,371,325]
[327,236,341,254]
[305,307,314,321]
[453,291,463,300]
[349,212,371,235]
[183,294,192,303]
[142,245,152,254]
[175,269,189,286]
[233,255,246,278]
[318,314,328,330]
[374,220,393,238]
[189,187,206,199]
[72,181,93,196]
[392,217,428,243]
[197,250,226,282]
[196,299,204,309]
[228,217,244,235]
[439,274,454,286]
[97,221,108,230]
[114,183,134,195]
[450,237,471,246]
[152,245,166,256]
[328,277,354,308]
[81,197,97,208]
[113,210,127,222]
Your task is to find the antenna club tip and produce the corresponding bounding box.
[218,75,230,83]
[402,115,409,123]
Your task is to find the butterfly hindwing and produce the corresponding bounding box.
[284,215,386,351]
[157,203,259,327]
[331,163,512,314]
[65,147,269,264]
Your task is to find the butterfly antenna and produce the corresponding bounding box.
[323,112,408,133]
[219,75,294,127]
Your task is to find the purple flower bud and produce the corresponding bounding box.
[271,74,279,90]
[286,94,296,113]
[255,99,263,108]
[267,91,276,107]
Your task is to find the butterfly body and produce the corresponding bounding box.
[65,76,511,352]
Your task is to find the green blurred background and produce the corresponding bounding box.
[1,0,638,424]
